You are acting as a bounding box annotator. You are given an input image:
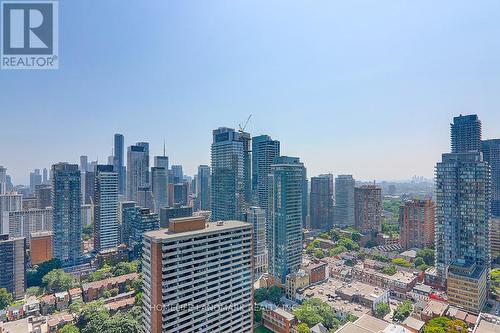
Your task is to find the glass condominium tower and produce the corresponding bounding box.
[94,165,119,252]
[210,127,246,221]
[268,156,304,283]
[251,135,280,213]
[52,163,82,267]
[435,114,491,280]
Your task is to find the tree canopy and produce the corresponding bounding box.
[293,298,340,330]
[42,269,77,293]
[0,288,13,310]
[393,300,413,322]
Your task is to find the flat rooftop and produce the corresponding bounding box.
[144,220,251,240]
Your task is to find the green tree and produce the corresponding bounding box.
[293,298,339,329]
[392,258,412,268]
[416,248,435,266]
[112,261,139,276]
[26,286,43,297]
[338,238,359,251]
[0,288,13,310]
[374,302,389,318]
[329,246,347,257]
[254,308,262,323]
[382,265,397,275]
[297,323,311,333]
[306,240,321,254]
[69,299,83,314]
[328,229,341,242]
[423,316,468,333]
[132,277,142,293]
[318,232,329,239]
[27,258,62,287]
[351,232,361,242]
[60,324,80,333]
[268,286,283,304]
[413,257,425,267]
[254,288,269,303]
[42,269,76,293]
[393,300,413,322]
[314,249,325,259]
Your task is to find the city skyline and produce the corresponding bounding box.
[2,1,500,183]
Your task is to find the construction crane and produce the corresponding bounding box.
[238,114,252,133]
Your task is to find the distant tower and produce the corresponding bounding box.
[310,174,334,230]
[354,185,382,237]
[482,139,500,217]
[210,127,246,221]
[334,175,355,226]
[113,134,126,195]
[94,165,119,252]
[151,166,168,213]
[245,206,267,278]
[79,155,88,172]
[51,163,82,267]
[451,114,482,153]
[251,135,280,215]
[268,156,304,283]
[0,235,26,300]
[196,165,211,211]
[127,143,150,201]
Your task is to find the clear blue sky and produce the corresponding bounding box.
[2,0,500,184]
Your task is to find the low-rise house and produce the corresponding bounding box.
[4,304,24,321]
[335,281,389,312]
[420,300,449,322]
[285,270,309,300]
[24,296,40,317]
[55,291,70,311]
[423,267,441,290]
[311,323,328,333]
[69,288,82,303]
[82,273,138,302]
[401,316,425,333]
[307,262,328,284]
[40,294,55,315]
[47,312,74,333]
[260,301,297,333]
[352,265,418,299]
[409,284,432,302]
[105,297,135,314]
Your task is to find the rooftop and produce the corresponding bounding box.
[82,273,138,291]
[144,220,251,240]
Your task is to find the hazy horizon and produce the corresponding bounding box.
[2,1,500,184]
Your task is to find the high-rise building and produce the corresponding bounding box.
[113,134,126,195]
[137,186,155,211]
[29,169,42,194]
[3,208,52,242]
[0,166,7,195]
[310,174,333,230]
[196,165,210,211]
[119,201,136,245]
[142,217,253,333]
[447,261,488,314]
[173,182,188,206]
[52,163,82,267]
[245,206,267,277]
[0,235,26,300]
[42,168,49,184]
[251,135,280,214]
[211,127,246,221]
[435,152,490,279]
[83,171,95,205]
[491,218,500,263]
[127,143,150,201]
[124,206,159,259]
[482,139,500,217]
[159,206,192,228]
[154,156,169,170]
[354,185,382,237]
[451,114,482,153]
[171,165,183,183]
[35,184,52,209]
[94,165,119,252]
[151,166,168,213]
[30,231,53,265]
[268,156,304,283]
[334,175,355,226]
[399,199,435,250]
[0,192,22,229]
[79,155,88,172]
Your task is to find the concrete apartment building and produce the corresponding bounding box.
[142,216,253,333]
